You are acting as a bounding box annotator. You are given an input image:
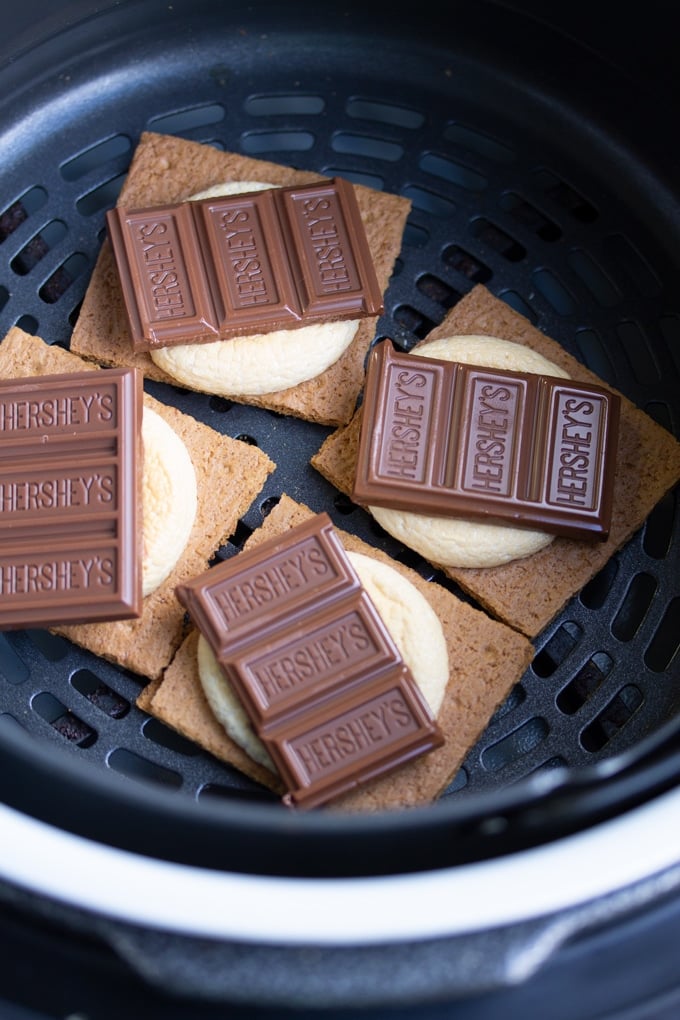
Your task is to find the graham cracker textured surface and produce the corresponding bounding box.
[311,285,680,638]
[144,494,534,812]
[0,328,275,680]
[70,131,411,427]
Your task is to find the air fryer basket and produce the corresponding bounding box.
[0,0,679,883]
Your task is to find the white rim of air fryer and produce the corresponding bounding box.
[0,786,679,945]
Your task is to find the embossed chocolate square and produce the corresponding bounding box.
[176,512,359,657]
[0,367,143,628]
[176,512,443,808]
[353,341,621,541]
[106,178,384,352]
[269,667,445,809]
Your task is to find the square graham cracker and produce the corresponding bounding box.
[0,328,275,681]
[141,494,534,812]
[311,284,680,639]
[69,131,411,427]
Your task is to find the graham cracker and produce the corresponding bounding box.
[311,284,680,638]
[143,494,534,812]
[69,131,411,427]
[0,328,275,680]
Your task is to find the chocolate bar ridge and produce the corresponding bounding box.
[353,341,620,541]
[0,367,143,628]
[106,177,384,352]
[177,513,443,808]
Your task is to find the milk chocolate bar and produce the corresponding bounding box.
[106,178,384,352]
[353,341,620,541]
[0,367,142,628]
[176,513,443,807]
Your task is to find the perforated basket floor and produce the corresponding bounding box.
[0,0,678,870]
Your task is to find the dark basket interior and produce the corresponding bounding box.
[0,0,678,876]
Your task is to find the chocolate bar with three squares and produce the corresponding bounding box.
[352,340,621,541]
[0,366,142,628]
[106,178,384,352]
[176,512,443,808]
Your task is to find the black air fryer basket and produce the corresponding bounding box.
[0,0,679,1012]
